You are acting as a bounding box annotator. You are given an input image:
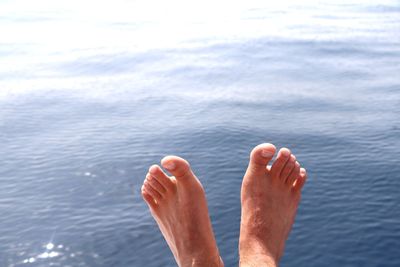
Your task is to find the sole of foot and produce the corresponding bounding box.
[141,155,224,267]
[239,143,307,267]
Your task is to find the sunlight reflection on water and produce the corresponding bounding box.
[21,243,60,265]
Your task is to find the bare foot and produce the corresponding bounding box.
[141,156,223,267]
[239,143,307,267]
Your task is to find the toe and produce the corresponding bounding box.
[286,161,300,186]
[143,181,162,201]
[280,154,296,182]
[293,168,307,191]
[146,173,167,195]
[247,143,276,174]
[149,165,175,191]
[161,156,194,181]
[269,148,291,179]
[141,185,157,209]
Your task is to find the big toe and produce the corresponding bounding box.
[247,143,276,174]
[161,155,195,181]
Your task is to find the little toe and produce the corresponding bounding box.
[149,165,175,191]
[247,143,276,174]
[280,154,296,182]
[141,186,157,209]
[146,173,167,195]
[286,161,300,186]
[161,156,195,181]
[293,168,307,192]
[270,148,291,179]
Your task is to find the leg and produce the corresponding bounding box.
[239,143,307,267]
[141,156,224,267]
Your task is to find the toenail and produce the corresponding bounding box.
[281,149,290,157]
[163,162,175,171]
[261,149,274,158]
[149,165,158,174]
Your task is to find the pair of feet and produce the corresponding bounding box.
[141,143,307,267]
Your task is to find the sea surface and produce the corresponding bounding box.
[1,0,400,266]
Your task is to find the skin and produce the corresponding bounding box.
[239,143,307,267]
[141,156,224,267]
[140,143,307,267]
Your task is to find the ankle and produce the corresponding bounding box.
[239,241,278,267]
[178,254,223,267]
[239,254,278,267]
[240,256,277,267]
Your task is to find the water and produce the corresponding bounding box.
[1,0,400,266]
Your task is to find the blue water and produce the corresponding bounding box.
[1,0,400,266]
